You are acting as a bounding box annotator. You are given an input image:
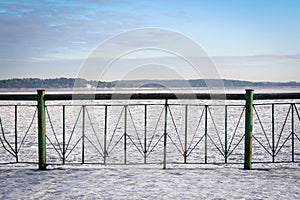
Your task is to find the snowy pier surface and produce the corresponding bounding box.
[1,163,300,199]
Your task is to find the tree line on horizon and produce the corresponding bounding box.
[0,77,299,88]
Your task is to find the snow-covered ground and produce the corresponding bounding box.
[0,163,300,199]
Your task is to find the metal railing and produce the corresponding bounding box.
[0,90,300,169]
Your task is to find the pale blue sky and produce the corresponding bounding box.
[0,0,299,81]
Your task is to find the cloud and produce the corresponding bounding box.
[0,0,143,61]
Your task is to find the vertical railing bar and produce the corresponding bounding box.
[124,105,127,165]
[104,105,107,165]
[15,105,18,163]
[144,104,147,164]
[224,105,228,163]
[82,105,85,164]
[163,99,168,169]
[62,105,66,165]
[204,105,208,164]
[272,104,275,163]
[184,105,188,164]
[292,103,295,162]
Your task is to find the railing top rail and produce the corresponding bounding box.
[0,94,37,101]
[46,93,244,100]
[1,91,300,101]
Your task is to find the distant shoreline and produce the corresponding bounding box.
[1,86,300,91]
[1,77,300,90]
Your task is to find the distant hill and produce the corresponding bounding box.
[0,78,113,88]
[0,77,300,89]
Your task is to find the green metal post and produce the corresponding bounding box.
[184,105,188,164]
[37,90,46,170]
[244,89,254,170]
[163,99,168,169]
[82,106,85,164]
[225,105,228,163]
[62,105,65,165]
[104,105,108,164]
[205,105,208,164]
[144,105,147,164]
[291,104,295,162]
[15,105,18,163]
[272,104,275,163]
[124,105,127,164]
